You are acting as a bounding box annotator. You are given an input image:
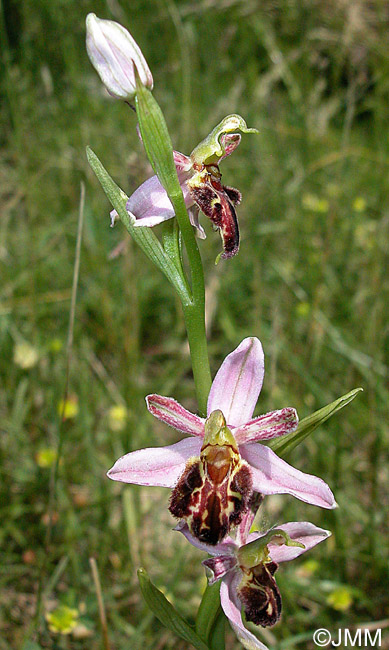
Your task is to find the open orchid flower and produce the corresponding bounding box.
[177,517,331,650]
[115,115,258,259]
[108,337,336,545]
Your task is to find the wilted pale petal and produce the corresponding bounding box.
[221,573,269,650]
[208,338,264,427]
[107,437,201,487]
[86,13,153,100]
[234,407,298,445]
[267,522,331,563]
[188,206,206,239]
[175,521,236,555]
[203,555,237,583]
[146,395,205,436]
[241,444,337,509]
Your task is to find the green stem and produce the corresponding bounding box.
[133,77,219,642]
[182,303,211,417]
[195,581,221,643]
[134,80,211,414]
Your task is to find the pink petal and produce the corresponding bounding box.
[107,437,201,487]
[234,407,298,445]
[203,556,237,584]
[221,573,269,650]
[268,522,331,563]
[175,521,236,555]
[220,133,241,160]
[146,394,205,437]
[128,175,175,226]
[173,150,192,172]
[207,338,264,427]
[241,443,337,509]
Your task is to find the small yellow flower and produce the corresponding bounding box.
[46,604,79,635]
[58,396,79,419]
[49,338,63,353]
[108,404,128,431]
[36,447,57,468]
[302,193,329,213]
[13,342,39,369]
[353,197,366,212]
[326,586,353,611]
[296,302,310,318]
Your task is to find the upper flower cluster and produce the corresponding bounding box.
[112,115,258,259]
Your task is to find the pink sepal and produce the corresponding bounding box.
[146,394,205,437]
[107,437,202,488]
[234,407,298,444]
[207,337,264,427]
[241,444,337,509]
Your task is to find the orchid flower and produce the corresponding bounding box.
[113,115,258,259]
[177,514,331,650]
[108,337,336,545]
[86,14,153,100]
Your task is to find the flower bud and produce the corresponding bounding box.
[86,13,153,100]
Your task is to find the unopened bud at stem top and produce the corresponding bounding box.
[86,13,153,100]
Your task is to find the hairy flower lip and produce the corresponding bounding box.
[86,13,153,100]
[108,337,336,511]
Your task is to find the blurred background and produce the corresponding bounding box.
[1,0,388,648]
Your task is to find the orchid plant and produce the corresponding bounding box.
[85,13,361,650]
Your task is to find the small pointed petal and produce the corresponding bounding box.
[173,150,192,172]
[220,133,241,160]
[241,444,337,509]
[221,573,269,650]
[175,521,236,555]
[267,522,331,563]
[203,556,237,584]
[208,338,264,427]
[107,437,201,487]
[188,206,206,239]
[146,394,205,436]
[234,408,298,445]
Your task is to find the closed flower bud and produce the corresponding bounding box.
[86,13,153,100]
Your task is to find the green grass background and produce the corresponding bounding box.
[0,0,388,648]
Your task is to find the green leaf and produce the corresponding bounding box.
[268,388,363,457]
[86,146,190,305]
[138,568,209,650]
[195,581,221,643]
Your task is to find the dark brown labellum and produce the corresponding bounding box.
[169,446,253,545]
[188,166,241,259]
[238,561,282,628]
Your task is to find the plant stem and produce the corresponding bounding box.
[183,303,211,417]
[134,81,212,413]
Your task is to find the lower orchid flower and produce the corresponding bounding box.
[108,337,336,545]
[112,114,258,259]
[177,515,331,650]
